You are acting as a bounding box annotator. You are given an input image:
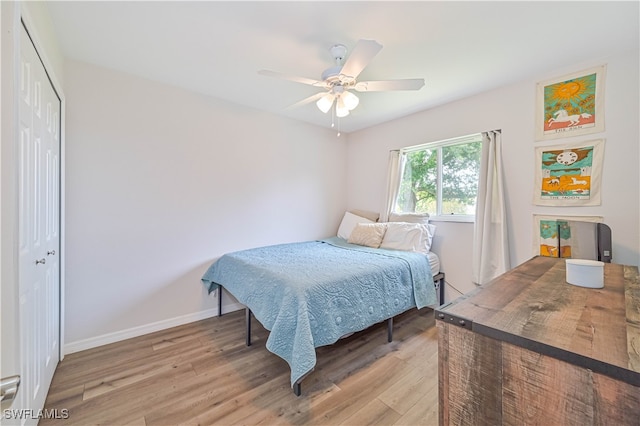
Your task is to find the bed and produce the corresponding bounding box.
[201,213,443,395]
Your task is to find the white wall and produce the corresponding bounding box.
[22,1,65,86]
[347,49,640,301]
[64,60,347,349]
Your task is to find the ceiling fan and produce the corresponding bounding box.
[258,39,425,118]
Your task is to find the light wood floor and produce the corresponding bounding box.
[43,308,439,425]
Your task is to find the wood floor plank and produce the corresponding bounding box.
[55,334,210,391]
[83,359,186,400]
[339,398,402,425]
[43,308,440,425]
[123,417,147,426]
[395,384,439,426]
[51,342,155,387]
[307,355,411,425]
[229,371,345,426]
[42,362,198,425]
[198,376,320,426]
[377,355,437,415]
[394,321,438,367]
[144,350,292,425]
[40,382,84,409]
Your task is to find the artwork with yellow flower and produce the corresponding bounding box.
[535,65,606,141]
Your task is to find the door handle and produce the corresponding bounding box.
[0,375,20,410]
[47,250,56,256]
[35,258,46,265]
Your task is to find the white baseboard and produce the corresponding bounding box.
[64,302,244,354]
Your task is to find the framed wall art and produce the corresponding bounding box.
[535,65,606,141]
[533,139,605,206]
[533,214,603,259]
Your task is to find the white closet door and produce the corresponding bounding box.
[17,23,61,422]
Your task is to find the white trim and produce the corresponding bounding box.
[0,0,22,383]
[20,7,67,361]
[64,303,244,354]
[400,132,483,153]
[59,91,66,361]
[430,215,475,223]
[397,133,483,217]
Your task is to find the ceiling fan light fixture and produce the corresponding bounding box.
[316,93,334,113]
[259,39,425,124]
[335,97,350,118]
[342,90,359,110]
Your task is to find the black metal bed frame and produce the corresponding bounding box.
[217,271,446,396]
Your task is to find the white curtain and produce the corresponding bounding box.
[381,150,405,223]
[472,131,510,285]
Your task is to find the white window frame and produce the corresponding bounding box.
[399,133,483,223]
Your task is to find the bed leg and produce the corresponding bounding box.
[387,317,393,342]
[218,286,223,317]
[293,381,301,396]
[439,273,446,306]
[245,307,252,346]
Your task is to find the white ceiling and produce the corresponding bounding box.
[45,1,639,133]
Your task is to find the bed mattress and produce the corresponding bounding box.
[427,251,440,276]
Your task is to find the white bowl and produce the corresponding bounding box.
[565,259,604,288]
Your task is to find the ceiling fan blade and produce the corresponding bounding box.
[354,79,425,92]
[258,70,328,88]
[339,39,383,79]
[284,92,327,110]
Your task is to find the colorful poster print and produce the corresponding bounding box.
[540,146,593,200]
[534,139,605,206]
[539,219,571,258]
[535,65,606,141]
[533,215,602,258]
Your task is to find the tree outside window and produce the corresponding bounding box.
[396,136,482,217]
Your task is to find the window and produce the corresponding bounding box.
[395,134,483,220]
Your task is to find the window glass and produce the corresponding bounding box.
[396,136,482,217]
[441,142,482,215]
[397,148,437,215]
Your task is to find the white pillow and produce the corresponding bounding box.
[337,211,373,240]
[348,223,388,248]
[380,222,436,254]
[388,212,430,225]
[349,209,380,223]
[424,223,436,252]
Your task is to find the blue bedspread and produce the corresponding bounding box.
[201,236,436,388]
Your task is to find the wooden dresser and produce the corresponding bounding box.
[436,256,640,425]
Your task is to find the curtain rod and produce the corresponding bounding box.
[388,130,502,153]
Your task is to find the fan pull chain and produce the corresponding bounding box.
[331,104,335,129]
[330,102,341,137]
